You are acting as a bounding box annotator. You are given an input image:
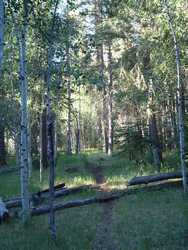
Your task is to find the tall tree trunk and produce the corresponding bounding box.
[10,0,30,223]
[41,107,48,169]
[102,88,108,154]
[76,87,81,154]
[0,1,6,166]
[164,1,187,192]
[66,37,72,155]
[0,0,4,75]
[75,120,81,154]
[143,50,162,170]
[107,41,113,155]
[0,124,6,166]
[95,0,108,153]
[45,0,59,238]
[39,106,48,182]
[18,6,30,223]
[46,47,56,240]
[149,114,162,172]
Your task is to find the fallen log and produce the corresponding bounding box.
[35,182,65,196]
[5,180,185,220]
[31,192,125,216]
[128,171,186,186]
[33,180,183,217]
[0,198,9,223]
[5,182,66,209]
[31,184,93,206]
[5,184,92,209]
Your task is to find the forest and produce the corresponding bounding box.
[0,0,188,249]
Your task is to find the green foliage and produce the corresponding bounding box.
[115,124,149,161]
[163,150,180,171]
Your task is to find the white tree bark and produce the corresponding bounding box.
[107,41,113,155]
[9,0,30,223]
[0,0,4,75]
[164,0,187,192]
[18,0,30,223]
[66,38,72,155]
[19,27,30,223]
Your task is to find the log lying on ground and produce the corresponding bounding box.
[5,180,185,220]
[31,192,125,216]
[5,184,93,209]
[0,198,9,223]
[5,182,66,209]
[128,171,186,186]
[35,182,65,196]
[31,180,184,217]
[5,174,184,210]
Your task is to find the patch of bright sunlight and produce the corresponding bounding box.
[64,176,95,187]
[106,174,128,190]
[83,148,102,155]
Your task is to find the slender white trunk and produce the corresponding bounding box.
[102,63,108,154]
[164,1,187,192]
[19,26,30,223]
[66,39,72,155]
[0,0,4,75]
[107,41,113,155]
[9,0,30,221]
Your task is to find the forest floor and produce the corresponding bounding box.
[0,151,188,250]
[85,161,120,250]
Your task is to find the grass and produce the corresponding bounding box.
[113,189,188,250]
[0,151,188,250]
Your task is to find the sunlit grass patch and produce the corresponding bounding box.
[105,174,128,189]
[57,175,95,187]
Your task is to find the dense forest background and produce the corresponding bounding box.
[1,0,188,171]
[1,0,188,240]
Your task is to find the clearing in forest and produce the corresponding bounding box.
[0,153,188,250]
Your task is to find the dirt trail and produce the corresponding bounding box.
[92,200,121,250]
[86,163,105,185]
[85,162,120,250]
